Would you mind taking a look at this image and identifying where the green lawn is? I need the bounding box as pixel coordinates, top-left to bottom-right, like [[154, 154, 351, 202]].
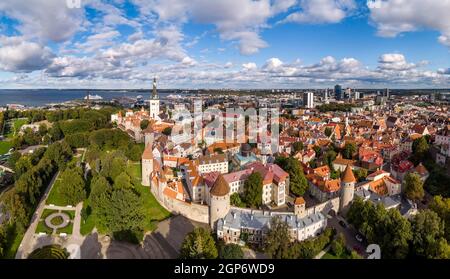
[[135, 183, 171, 232], [56, 222, 73, 235], [127, 161, 142, 181], [5, 118, 29, 139], [0, 140, 13, 155], [36, 220, 53, 234], [46, 178, 67, 206]]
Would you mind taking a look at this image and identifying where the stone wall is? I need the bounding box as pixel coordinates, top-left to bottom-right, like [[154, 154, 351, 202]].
[[305, 197, 340, 216], [161, 195, 210, 224]]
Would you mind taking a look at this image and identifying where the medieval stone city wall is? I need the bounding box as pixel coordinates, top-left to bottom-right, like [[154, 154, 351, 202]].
[[305, 197, 340, 216], [160, 194, 210, 224]]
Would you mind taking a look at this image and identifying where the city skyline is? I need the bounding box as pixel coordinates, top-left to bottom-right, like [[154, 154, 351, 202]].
[[0, 0, 450, 89]]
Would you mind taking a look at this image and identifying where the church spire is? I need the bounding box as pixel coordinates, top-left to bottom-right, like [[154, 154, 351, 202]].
[[152, 77, 158, 99]]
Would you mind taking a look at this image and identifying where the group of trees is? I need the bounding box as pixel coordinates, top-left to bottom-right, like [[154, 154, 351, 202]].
[[275, 156, 309, 196], [404, 173, 425, 202], [347, 197, 450, 259], [179, 227, 244, 259], [0, 140, 73, 257], [242, 173, 263, 208], [5, 108, 115, 150], [264, 216, 335, 259], [342, 142, 357, 159], [83, 150, 146, 243], [317, 103, 357, 112], [57, 167, 87, 206]]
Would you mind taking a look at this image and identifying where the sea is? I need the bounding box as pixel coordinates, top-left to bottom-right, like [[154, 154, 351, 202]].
[[0, 89, 173, 108]]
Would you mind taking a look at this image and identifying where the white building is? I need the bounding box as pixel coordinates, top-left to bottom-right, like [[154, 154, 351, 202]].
[[303, 92, 314, 109], [217, 209, 327, 244]]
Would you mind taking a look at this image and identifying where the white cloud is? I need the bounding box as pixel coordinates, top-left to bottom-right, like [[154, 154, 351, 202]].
[[242, 62, 258, 71], [0, 36, 54, 72], [263, 58, 284, 71], [368, 0, 450, 47], [132, 0, 297, 55], [0, 0, 85, 42], [282, 0, 356, 24]]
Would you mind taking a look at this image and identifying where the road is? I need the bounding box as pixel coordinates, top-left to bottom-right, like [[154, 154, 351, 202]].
[[15, 171, 60, 259], [327, 216, 368, 258]]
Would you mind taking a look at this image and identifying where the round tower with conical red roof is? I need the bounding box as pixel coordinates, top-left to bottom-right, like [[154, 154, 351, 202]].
[[340, 164, 356, 213], [209, 174, 230, 228]]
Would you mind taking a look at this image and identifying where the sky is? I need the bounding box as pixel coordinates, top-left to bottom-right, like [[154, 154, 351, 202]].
[[0, 0, 449, 89]]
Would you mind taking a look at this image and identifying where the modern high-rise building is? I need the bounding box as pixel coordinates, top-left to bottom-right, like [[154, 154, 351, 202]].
[[324, 89, 329, 104], [303, 92, 314, 108], [385, 88, 390, 99], [345, 88, 352, 99], [354, 91, 361, 100], [335, 84, 343, 100]]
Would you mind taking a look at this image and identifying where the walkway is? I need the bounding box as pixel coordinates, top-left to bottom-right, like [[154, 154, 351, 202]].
[[15, 171, 60, 259]]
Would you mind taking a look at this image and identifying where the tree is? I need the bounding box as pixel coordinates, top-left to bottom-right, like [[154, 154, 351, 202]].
[[3, 191, 29, 232], [412, 137, 429, 159], [324, 127, 333, 137], [125, 144, 143, 161], [45, 141, 72, 169], [313, 146, 322, 157], [96, 188, 146, 241], [38, 124, 48, 136], [180, 227, 218, 259], [65, 132, 90, 148], [411, 210, 450, 259], [219, 244, 244, 259], [343, 142, 357, 159], [429, 196, 450, 241], [58, 167, 86, 205], [49, 122, 63, 141], [113, 172, 132, 190], [14, 156, 32, 179], [89, 175, 111, 213], [213, 147, 224, 154], [264, 216, 291, 259], [7, 151, 22, 171], [324, 150, 337, 167], [162, 127, 172, 136], [292, 142, 304, 153], [140, 120, 149, 130], [276, 157, 308, 196], [404, 173, 425, 202], [347, 197, 412, 259], [230, 193, 244, 207], [243, 172, 263, 208], [353, 168, 368, 182], [331, 233, 346, 257]]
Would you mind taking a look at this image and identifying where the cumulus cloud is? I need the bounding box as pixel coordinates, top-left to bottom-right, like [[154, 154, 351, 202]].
[[368, 0, 450, 47], [132, 0, 296, 55], [282, 0, 356, 24], [0, 0, 84, 42], [242, 62, 258, 71], [0, 36, 54, 72]]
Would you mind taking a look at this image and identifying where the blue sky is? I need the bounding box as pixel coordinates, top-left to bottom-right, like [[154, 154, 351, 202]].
[[0, 0, 449, 89]]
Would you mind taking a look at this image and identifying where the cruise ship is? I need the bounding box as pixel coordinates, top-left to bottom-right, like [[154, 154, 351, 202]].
[[84, 94, 103, 100]]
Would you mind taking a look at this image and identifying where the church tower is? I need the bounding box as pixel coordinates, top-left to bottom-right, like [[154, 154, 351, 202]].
[[150, 77, 160, 120], [339, 164, 356, 214]]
